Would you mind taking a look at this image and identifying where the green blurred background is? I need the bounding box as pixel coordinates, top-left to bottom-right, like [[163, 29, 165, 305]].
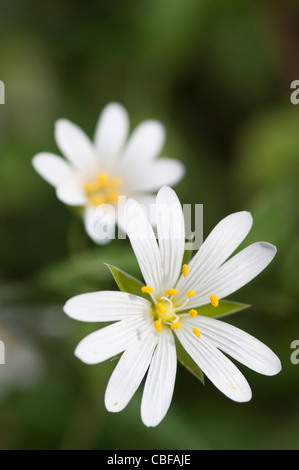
[[0, 0, 299, 450]]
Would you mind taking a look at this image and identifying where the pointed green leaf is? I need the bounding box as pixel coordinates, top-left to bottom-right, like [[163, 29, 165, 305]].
[[194, 300, 250, 319], [105, 263, 150, 301], [174, 335, 205, 385]]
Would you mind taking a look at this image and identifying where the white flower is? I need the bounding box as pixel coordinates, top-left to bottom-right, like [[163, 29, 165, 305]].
[[0, 324, 43, 401], [32, 103, 185, 243], [64, 186, 281, 427]]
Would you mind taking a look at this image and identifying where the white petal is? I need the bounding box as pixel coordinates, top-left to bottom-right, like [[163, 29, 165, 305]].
[[122, 120, 165, 165], [32, 152, 75, 187], [94, 102, 129, 161], [156, 187, 185, 291], [104, 324, 157, 412], [141, 327, 177, 427], [176, 211, 253, 300], [186, 242, 277, 309], [175, 326, 252, 402], [130, 159, 185, 192], [64, 291, 151, 323], [134, 194, 157, 226], [126, 199, 163, 294], [83, 205, 116, 244], [55, 119, 96, 171], [75, 317, 148, 365], [117, 194, 158, 236], [56, 177, 86, 206], [190, 315, 281, 376]]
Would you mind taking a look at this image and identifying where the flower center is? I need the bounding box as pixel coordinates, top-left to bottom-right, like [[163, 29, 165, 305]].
[[83, 172, 122, 206], [141, 264, 219, 333]]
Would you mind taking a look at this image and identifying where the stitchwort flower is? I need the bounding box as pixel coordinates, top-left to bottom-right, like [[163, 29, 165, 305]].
[[64, 186, 281, 427], [32, 103, 184, 243]]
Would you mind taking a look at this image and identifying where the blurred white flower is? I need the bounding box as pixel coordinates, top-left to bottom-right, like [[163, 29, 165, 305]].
[[32, 103, 185, 243], [0, 324, 43, 400], [64, 186, 281, 427]]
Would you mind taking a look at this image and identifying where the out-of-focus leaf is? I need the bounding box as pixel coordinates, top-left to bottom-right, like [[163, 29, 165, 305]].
[[174, 335, 204, 385], [34, 245, 139, 298], [235, 107, 299, 192], [105, 264, 149, 301], [182, 235, 195, 266]]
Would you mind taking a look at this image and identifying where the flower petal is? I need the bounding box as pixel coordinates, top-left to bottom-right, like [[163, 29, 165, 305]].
[[186, 242, 277, 309], [176, 211, 253, 300], [64, 291, 151, 323], [126, 199, 163, 294], [122, 120, 165, 165], [55, 119, 96, 172], [32, 152, 75, 187], [56, 177, 86, 206], [175, 326, 252, 402], [130, 159, 185, 192], [156, 186, 185, 291], [104, 323, 157, 412], [134, 194, 157, 225], [94, 102, 129, 161], [141, 327, 177, 427], [74, 317, 147, 365], [83, 205, 116, 244], [189, 315, 281, 376]]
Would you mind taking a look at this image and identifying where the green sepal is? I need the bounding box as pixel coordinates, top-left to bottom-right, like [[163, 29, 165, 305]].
[[189, 300, 250, 319], [174, 334, 205, 385], [105, 263, 150, 301]]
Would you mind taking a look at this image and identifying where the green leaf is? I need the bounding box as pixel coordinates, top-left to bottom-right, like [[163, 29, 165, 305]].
[[105, 263, 150, 301], [174, 335, 205, 384], [195, 300, 250, 319]]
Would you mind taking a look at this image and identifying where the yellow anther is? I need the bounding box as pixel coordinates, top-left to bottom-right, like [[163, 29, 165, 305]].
[[97, 172, 108, 185], [193, 327, 201, 338], [165, 289, 177, 296], [109, 192, 119, 202], [182, 264, 189, 277], [170, 322, 181, 330], [157, 303, 165, 314], [155, 320, 162, 333], [189, 309, 197, 318], [141, 285, 154, 294], [114, 402, 118, 405], [84, 181, 98, 193], [89, 195, 105, 206], [210, 294, 219, 307], [187, 290, 195, 298]]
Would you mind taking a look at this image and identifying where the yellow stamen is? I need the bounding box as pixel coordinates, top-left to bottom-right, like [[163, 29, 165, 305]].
[[84, 181, 98, 193], [89, 195, 105, 206], [210, 294, 219, 307], [157, 303, 165, 314], [187, 290, 195, 298], [182, 264, 189, 277], [109, 192, 119, 202], [97, 172, 108, 185], [165, 288, 177, 296], [171, 322, 181, 330], [193, 327, 201, 338], [114, 402, 118, 405], [155, 320, 162, 333], [189, 309, 197, 318], [141, 285, 154, 294]]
